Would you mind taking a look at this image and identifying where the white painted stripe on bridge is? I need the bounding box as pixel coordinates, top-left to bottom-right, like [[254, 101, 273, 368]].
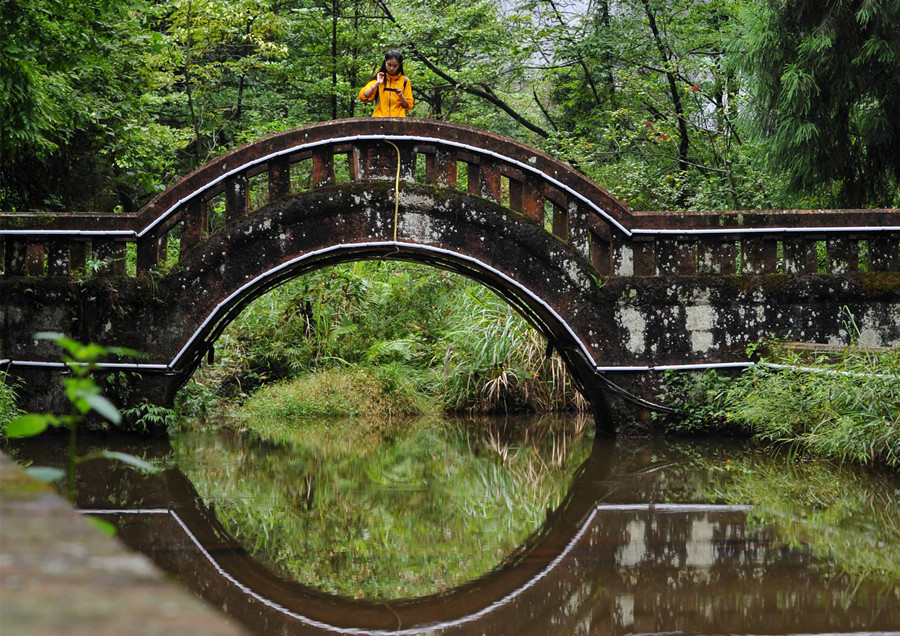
[[136, 133, 630, 239], [594, 361, 754, 372], [78, 509, 170, 515], [593, 503, 754, 512], [631, 226, 900, 235], [3, 360, 172, 372], [0, 229, 137, 236]]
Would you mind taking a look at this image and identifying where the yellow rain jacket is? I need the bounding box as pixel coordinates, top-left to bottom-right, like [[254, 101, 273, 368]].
[[358, 73, 413, 117]]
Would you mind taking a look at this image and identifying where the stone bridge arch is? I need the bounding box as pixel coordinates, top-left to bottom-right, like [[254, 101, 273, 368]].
[[152, 180, 615, 427], [3, 118, 900, 433]]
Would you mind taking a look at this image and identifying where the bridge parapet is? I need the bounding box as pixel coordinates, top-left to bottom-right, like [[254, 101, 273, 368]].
[[620, 209, 900, 276], [4, 119, 897, 280]]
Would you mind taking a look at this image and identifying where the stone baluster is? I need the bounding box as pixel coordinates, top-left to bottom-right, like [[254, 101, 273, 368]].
[[268, 155, 291, 201], [47, 240, 70, 276], [477, 158, 502, 203], [4, 239, 27, 276], [311, 146, 334, 187], [136, 235, 160, 274], [655, 237, 696, 275], [783, 235, 819, 274], [826, 235, 858, 274], [520, 181, 544, 222], [466, 161, 480, 198], [180, 199, 206, 257], [697, 236, 737, 275], [425, 149, 457, 187], [590, 224, 613, 276], [632, 236, 656, 276], [25, 242, 45, 276], [741, 236, 778, 274], [567, 201, 591, 261], [869, 235, 899, 272], [225, 173, 249, 223]]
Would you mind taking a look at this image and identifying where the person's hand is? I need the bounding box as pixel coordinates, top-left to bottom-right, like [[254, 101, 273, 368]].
[[376, 72, 385, 84]]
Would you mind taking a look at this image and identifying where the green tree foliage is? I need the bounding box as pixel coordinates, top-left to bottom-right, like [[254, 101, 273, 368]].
[[3, 0, 897, 211], [737, 0, 900, 207], [0, 0, 185, 210], [521, 0, 779, 210]]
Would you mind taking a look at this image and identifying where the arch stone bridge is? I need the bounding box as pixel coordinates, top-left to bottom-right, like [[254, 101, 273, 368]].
[[2, 119, 899, 433]]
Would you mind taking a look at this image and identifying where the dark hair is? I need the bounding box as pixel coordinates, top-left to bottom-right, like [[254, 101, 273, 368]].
[[378, 49, 405, 76]]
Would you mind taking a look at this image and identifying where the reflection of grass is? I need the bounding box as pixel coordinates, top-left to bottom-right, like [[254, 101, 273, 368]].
[[172, 415, 591, 600], [706, 454, 900, 582]]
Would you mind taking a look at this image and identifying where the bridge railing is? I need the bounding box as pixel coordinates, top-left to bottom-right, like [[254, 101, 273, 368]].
[[1, 119, 898, 278], [611, 209, 900, 276]]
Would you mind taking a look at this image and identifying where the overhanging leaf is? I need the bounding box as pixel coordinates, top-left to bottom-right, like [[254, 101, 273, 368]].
[[99, 451, 160, 473], [5, 413, 54, 438], [83, 394, 121, 424], [25, 466, 66, 483]]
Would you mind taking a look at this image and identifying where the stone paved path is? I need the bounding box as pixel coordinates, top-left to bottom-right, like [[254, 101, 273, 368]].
[[0, 452, 247, 635]]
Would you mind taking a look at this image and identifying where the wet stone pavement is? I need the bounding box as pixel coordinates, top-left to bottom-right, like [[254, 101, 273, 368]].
[[0, 452, 247, 636]]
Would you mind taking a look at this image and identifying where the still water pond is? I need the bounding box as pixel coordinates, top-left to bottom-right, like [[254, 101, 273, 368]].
[[8, 414, 900, 634]]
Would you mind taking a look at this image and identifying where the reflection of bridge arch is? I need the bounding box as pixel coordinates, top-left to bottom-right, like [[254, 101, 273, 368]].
[[70, 444, 613, 634], [114, 438, 616, 634], [72, 437, 900, 635]]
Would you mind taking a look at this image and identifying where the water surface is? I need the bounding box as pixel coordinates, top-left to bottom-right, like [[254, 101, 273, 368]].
[[6, 414, 900, 634]]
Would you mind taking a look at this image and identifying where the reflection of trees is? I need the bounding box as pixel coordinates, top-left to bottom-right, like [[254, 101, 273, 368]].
[[172, 414, 593, 599]]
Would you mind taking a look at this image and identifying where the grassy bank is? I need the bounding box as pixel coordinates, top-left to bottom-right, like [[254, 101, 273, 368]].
[[233, 367, 434, 419], [663, 341, 900, 469]]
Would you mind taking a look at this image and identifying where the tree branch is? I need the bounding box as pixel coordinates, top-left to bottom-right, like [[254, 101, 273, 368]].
[[374, 0, 549, 138]]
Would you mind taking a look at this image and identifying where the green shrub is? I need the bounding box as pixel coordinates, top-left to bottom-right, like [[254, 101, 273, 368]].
[[724, 345, 900, 468], [656, 369, 738, 434]]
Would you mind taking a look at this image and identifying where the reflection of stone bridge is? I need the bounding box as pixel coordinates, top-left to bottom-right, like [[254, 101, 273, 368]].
[[52, 437, 900, 635], [2, 119, 899, 431]]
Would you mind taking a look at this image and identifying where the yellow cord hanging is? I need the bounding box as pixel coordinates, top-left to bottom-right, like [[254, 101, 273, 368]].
[[385, 140, 401, 241]]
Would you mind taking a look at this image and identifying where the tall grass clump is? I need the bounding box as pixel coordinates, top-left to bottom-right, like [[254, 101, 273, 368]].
[[440, 284, 587, 413], [235, 366, 433, 419], [0, 371, 22, 428], [723, 343, 900, 468]]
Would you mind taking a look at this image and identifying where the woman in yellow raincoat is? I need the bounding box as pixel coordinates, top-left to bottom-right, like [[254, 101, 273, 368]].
[[358, 50, 413, 117]]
